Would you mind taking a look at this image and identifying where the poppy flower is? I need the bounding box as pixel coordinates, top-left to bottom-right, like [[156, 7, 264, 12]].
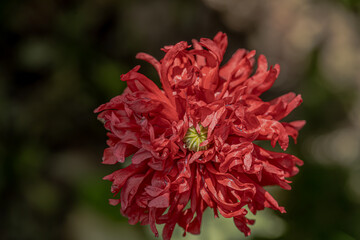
[[95, 32, 304, 239]]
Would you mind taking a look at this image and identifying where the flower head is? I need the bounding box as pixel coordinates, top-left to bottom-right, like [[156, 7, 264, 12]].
[[95, 32, 305, 239]]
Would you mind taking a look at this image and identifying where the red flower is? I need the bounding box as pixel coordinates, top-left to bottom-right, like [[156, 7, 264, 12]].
[[95, 32, 304, 239]]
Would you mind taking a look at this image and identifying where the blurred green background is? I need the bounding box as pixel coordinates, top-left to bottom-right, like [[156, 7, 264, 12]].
[[1, 0, 360, 239]]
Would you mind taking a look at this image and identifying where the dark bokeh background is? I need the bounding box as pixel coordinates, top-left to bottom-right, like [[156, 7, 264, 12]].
[[1, 0, 360, 239]]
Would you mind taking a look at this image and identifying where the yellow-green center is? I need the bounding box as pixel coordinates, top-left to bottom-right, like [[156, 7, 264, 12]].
[[184, 125, 208, 152]]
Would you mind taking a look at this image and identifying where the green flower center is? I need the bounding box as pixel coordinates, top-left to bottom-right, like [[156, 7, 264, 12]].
[[184, 125, 208, 152]]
